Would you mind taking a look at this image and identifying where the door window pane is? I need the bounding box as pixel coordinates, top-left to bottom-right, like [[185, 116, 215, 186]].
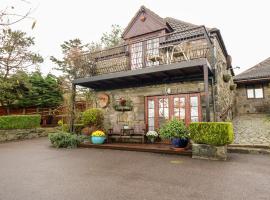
[[173, 97, 185, 120], [190, 96, 199, 122], [146, 38, 159, 67], [147, 99, 155, 131], [131, 42, 143, 70]]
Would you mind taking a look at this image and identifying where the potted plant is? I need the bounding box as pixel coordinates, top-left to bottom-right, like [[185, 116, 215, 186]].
[[146, 130, 158, 143], [159, 118, 189, 148], [91, 130, 106, 144]]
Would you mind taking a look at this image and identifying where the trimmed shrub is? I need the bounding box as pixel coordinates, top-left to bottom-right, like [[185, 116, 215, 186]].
[[0, 115, 41, 129], [81, 108, 104, 128], [159, 118, 189, 139], [189, 122, 234, 146], [48, 132, 84, 148]]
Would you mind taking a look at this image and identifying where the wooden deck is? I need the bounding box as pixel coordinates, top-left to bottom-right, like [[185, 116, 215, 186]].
[[79, 142, 192, 156]]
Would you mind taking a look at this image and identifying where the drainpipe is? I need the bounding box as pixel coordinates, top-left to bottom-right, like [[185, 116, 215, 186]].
[[210, 77, 216, 121]]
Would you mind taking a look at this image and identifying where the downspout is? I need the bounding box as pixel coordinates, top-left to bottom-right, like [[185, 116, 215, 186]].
[[210, 77, 216, 121]]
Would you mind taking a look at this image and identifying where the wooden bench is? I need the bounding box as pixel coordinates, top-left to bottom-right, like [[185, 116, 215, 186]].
[[107, 124, 146, 143]]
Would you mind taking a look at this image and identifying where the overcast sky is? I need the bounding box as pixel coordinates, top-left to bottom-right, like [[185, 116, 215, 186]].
[[3, 0, 270, 75]]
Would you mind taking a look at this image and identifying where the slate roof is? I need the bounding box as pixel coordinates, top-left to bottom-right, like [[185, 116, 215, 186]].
[[234, 57, 270, 81], [164, 17, 199, 32]]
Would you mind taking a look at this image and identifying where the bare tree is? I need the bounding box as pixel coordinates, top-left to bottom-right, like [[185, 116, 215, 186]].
[[0, 0, 36, 28]]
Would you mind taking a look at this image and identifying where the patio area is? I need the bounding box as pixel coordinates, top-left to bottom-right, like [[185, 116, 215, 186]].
[[79, 142, 192, 156]]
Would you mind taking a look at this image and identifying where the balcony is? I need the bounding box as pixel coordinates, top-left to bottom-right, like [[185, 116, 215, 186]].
[[74, 26, 214, 90]]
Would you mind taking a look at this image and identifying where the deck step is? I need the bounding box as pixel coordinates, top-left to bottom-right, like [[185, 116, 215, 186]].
[[79, 142, 192, 156]]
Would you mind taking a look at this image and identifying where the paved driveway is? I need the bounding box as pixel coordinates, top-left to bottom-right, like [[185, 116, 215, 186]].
[[0, 138, 269, 200]]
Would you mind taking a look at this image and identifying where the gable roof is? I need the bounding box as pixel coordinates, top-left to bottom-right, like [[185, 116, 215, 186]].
[[122, 6, 170, 39], [234, 57, 270, 82]]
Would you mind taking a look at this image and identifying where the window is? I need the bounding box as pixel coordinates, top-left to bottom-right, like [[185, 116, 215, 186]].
[[247, 85, 264, 99], [146, 38, 159, 67], [130, 42, 143, 70]]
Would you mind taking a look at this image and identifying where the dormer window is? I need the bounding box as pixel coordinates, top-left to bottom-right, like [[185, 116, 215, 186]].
[[246, 85, 264, 99]]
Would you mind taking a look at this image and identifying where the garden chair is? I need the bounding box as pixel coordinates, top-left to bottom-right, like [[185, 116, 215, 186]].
[[130, 124, 146, 143], [107, 124, 122, 143]]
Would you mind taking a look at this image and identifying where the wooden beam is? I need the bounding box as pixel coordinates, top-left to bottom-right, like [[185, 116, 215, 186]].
[[69, 84, 76, 133], [203, 64, 210, 122]]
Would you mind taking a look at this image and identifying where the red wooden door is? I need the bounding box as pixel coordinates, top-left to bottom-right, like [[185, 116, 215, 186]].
[[145, 93, 201, 131]]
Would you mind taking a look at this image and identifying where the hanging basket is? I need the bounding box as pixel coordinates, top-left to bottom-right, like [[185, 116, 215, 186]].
[[223, 74, 231, 82], [113, 105, 133, 111], [230, 84, 237, 90]]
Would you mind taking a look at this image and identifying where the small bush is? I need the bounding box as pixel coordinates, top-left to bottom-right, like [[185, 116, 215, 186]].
[[48, 132, 84, 148], [159, 118, 189, 139], [81, 108, 104, 128], [189, 122, 234, 146], [0, 115, 41, 129], [61, 123, 84, 134]]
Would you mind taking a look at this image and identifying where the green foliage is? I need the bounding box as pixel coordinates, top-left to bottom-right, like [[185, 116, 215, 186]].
[[17, 71, 63, 108], [51, 25, 122, 82], [189, 122, 234, 146], [101, 24, 123, 48], [159, 118, 189, 139], [50, 39, 93, 81], [81, 108, 104, 128], [0, 71, 30, 107], [61, 124, 84, 134], [0, 115, 41, 129], [48, 132, 84, 148], [0, 29, 43, 78]]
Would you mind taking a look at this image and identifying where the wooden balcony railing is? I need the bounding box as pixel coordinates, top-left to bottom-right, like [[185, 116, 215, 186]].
[[79, 26, 213, 77]]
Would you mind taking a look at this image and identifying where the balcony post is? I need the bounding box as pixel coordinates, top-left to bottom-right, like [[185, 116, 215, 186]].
[[69, 83, 76, 133], [203, 64, 210, 122]]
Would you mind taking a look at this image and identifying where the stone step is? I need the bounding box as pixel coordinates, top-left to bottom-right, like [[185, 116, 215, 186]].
[[228, 147, 270, 155], [229, 144, 270, 149]]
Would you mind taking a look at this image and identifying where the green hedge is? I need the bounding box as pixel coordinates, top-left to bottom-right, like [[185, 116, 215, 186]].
[[189, 122, 234, 146], [0, 115, 41, 129]]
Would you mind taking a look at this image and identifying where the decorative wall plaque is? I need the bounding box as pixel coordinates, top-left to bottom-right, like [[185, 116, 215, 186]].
[[97, 93, 109, 108]]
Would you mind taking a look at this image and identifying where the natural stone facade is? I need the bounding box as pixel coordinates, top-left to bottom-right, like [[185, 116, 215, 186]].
[[212, 37, 235, 121], [235, 82, 270, 114], [92, 81, 215, 130], [233, 114, 270, 145], [0, 127, 56, 142], [192, 143, 228, 161]]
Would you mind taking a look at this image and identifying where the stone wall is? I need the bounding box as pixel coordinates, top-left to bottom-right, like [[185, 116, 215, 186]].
[[235, 82, 270, 114], [212, 36, 235, 121], [0, 127, 56, 142], [92, 81, 214, 130], [233, 114, 270, 145]]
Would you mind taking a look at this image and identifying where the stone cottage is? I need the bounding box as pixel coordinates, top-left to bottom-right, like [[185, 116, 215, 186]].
[[73, 6, 235, 131], [233, 57, 270, 145], [234, 57, 270, 114]]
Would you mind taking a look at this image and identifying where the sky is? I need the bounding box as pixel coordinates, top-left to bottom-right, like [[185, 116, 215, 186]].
[[2, 0, 270, 75]]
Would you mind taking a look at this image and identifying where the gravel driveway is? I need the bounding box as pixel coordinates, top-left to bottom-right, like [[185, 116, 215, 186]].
[[0, 138, 269, 200]]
